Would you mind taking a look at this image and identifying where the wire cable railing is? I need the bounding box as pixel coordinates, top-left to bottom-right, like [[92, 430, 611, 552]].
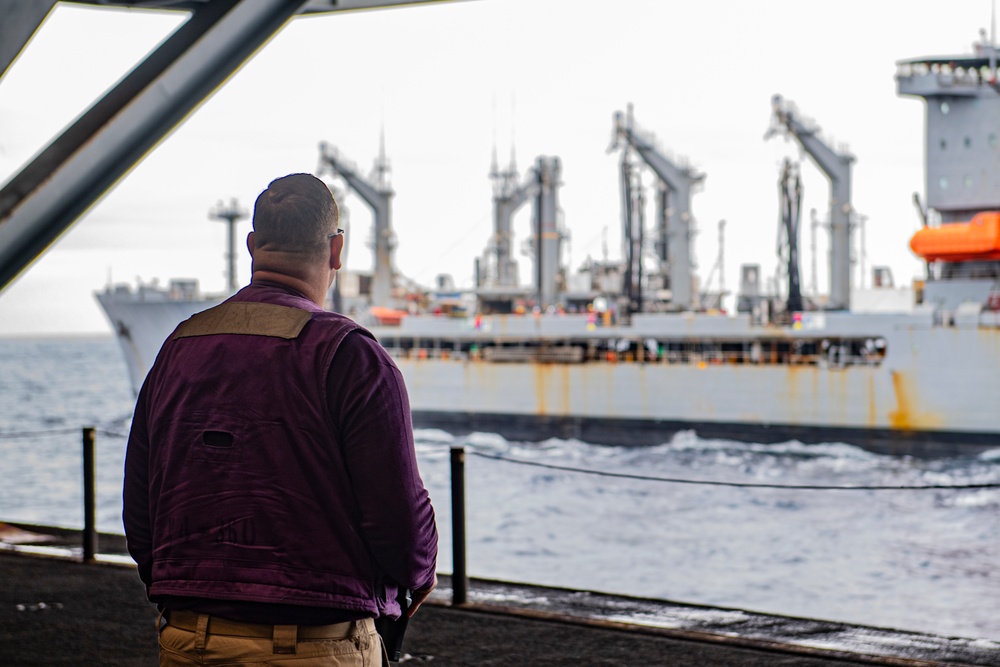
[[0, 426, 128, 440], [466, 449, 1000, 491], [4, 426, 998, 491]]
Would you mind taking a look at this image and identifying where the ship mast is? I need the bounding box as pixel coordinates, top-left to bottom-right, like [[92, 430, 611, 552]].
[[767, 95, 855, 310], [317, 140, 395, 308], [209, 198, 248, 294]]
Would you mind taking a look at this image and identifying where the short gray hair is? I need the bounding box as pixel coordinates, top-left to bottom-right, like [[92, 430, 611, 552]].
[[252, 173, 339, 260]]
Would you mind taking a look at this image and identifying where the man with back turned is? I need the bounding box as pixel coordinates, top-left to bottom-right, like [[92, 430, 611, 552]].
[[123, 173, 438, 666]]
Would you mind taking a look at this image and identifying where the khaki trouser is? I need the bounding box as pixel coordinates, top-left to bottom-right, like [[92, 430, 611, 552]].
[[158, 610, 389, 666]]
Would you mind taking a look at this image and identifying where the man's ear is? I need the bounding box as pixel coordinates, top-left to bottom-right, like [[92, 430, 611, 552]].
[[330, 233, 344, 271], [247, 231, 256, 257]]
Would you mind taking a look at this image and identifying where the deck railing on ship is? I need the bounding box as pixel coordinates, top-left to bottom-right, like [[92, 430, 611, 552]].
[[380, 338, 886, 368]]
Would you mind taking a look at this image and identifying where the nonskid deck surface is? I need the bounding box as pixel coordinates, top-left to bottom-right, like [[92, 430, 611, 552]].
[[1, 528, 996, 666], [426, 576, 1000, 666]]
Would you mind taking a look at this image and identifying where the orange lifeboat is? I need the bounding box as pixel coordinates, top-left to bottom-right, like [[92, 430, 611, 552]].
[[369, 306, 408, 326], [909, 211, 1000, 262]]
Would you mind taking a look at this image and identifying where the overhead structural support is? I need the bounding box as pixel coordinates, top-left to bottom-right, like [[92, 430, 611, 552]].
[[0, 0, 58, 81], [0, 0, 310, 292]]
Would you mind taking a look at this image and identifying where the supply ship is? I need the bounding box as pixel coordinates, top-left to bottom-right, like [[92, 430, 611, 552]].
[[98, 36, 1000, 457]]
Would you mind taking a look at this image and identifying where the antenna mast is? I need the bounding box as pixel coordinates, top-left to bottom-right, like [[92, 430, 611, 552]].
[[209, 198, 248, 294], [993, 0, 997, 76]]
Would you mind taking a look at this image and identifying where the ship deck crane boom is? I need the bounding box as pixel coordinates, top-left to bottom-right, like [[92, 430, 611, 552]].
[[767, 94, 855, 310], [611, 106, 703, 310], [318, 141, 395, 308]]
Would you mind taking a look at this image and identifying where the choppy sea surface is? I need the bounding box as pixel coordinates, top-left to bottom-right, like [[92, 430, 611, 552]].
[[1, 336, 999, 641]]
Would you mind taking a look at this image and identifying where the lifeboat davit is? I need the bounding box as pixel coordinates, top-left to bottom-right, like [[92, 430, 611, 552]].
[[910, 211, 1000, 262]]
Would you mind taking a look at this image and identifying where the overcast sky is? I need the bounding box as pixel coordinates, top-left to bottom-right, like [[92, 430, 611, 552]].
[[0, 0, 992, 336]]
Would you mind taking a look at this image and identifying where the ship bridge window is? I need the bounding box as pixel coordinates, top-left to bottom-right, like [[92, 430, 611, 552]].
[[940, 139, 947, 150], [941, 101, 951, 114], [990, 133, 998, 148], [964, 136, 972, 148], [939, 176, 949, 190]]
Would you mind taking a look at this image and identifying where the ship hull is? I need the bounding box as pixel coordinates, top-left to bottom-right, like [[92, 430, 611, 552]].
[[408, 411, 1000, 458], [96, 288, 224, 394], [382, 311, 1000, 458], [97, 287, 1000, 458]]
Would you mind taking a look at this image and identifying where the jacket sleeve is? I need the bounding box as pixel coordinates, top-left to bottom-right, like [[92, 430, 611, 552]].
[[328, 331, 438, 592], [122, 380, 153, 588]]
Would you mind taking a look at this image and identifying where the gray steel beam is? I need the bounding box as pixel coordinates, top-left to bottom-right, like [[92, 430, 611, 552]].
[[0, 0, 310, 291], [0, 0, 58, 81]]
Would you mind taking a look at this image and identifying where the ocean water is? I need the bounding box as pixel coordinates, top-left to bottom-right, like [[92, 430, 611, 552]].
[[1, 336, 999, 641]]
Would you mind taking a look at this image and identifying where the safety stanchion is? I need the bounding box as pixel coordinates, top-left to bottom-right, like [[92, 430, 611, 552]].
[[450, 446, 468, 605]]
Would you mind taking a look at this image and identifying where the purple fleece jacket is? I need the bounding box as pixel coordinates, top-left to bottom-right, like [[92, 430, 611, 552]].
[[123, 282, 437, 622]]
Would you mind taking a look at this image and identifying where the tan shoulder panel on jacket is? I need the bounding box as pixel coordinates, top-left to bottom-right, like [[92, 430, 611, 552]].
[[172, 302, 312, 340]]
